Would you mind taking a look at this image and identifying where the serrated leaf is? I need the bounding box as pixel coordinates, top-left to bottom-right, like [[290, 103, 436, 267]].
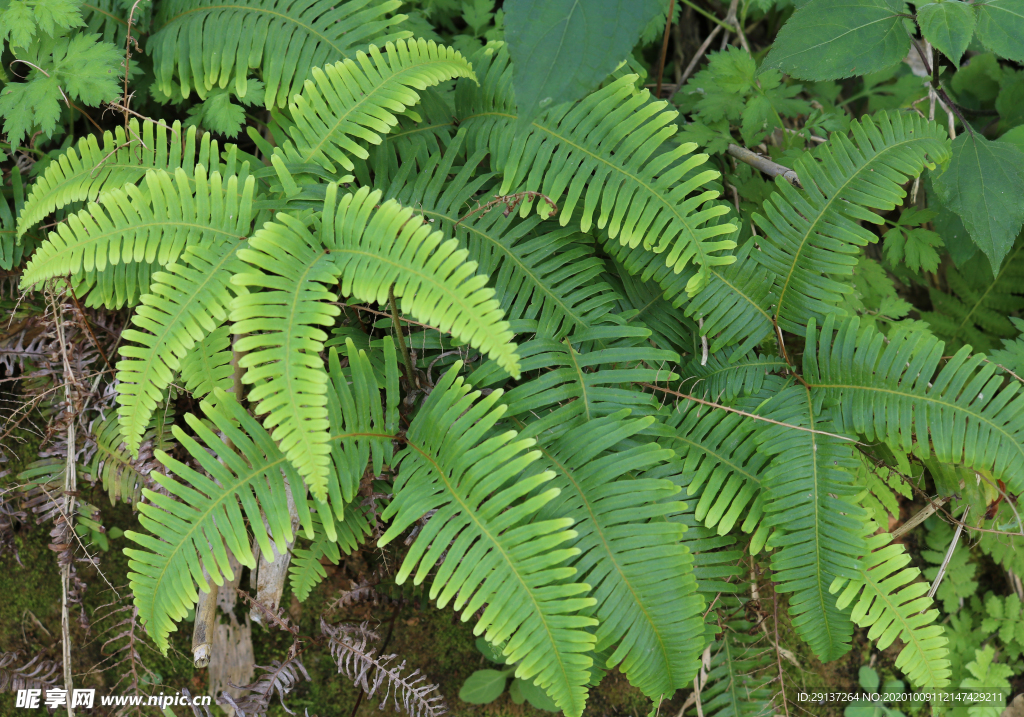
[[975, 0, 1024, 63], [918, 1, 976, 66], [503, 0, 661, 126], [761, 0, 911, 81], [933, 132, 1024, 272]]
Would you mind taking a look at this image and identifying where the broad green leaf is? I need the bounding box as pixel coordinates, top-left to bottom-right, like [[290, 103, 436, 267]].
[[459, 670, 509, 704], [858, 666, 880, 693], [503, 0, 661, 126], [519, 678, 561, 712], [975, 0, 1024, 63], [918, 1, 976, 66], [996, 70, 1024, 129], [761, 0, 911, 80], [933, 132, 1024, 272]]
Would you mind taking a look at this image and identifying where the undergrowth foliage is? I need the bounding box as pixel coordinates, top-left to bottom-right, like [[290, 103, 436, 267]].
[[3, 0, 1024, 715]]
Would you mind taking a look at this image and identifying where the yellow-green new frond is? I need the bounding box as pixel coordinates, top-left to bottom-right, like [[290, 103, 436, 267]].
[[18, 119, 244, 238], [150, 0, 410, 108], [456, 44, 736, 287], [277, 39, 476, 173], [125, 393, 314, 652], [805, 314, 1024, 494], [21, 167, 251, 300], [324, 185, 521, 378], [532, 412, 705, 699], [229, 213, 342, 503], [117, 171, 254, 455], [379, 367, 597, 717], [831, 528, 951, 689]]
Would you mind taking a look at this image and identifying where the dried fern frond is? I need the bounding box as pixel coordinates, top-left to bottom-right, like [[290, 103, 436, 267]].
[[0, 652, 61, 692], [94, 598, 159, 707], [219, 657, 310, 717], [321, 619, 446, 717]]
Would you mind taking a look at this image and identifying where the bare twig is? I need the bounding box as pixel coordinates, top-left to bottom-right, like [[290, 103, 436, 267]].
[[454, 191, 557, 227], [891, 496, 950, 540], [926, 505, 971, 601], [654, 0, 676, 98], [672, 24, 724, 94], [727, 144, 801, 187]]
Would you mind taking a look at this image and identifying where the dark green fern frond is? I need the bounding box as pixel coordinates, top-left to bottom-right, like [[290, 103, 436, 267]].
[[87, 414, 173, 506], [276, 39, 475, 174], [531, 412, 705, 699], [180, 325, 235, 400], [922, 244, 1024, 352], [360, 86, 458, 183], [323, 185, 521, 377], [381, 133, 618, 337], [456, 44, 736, 286], [115, 172, 255, 454], [125, 392, 315, 652], [753, 111, 950, 333], [805, 314, 1024, 494], [18, 120, 245, 238], [379, 366, 597, 717], [662, 401, 771, 550], [21, 167, 254, 299], [471, 323, 677, 437], [755, 385, 865, 661], [831, 527, 951, 689], [290, 508, 371, 601], [681, 347, 787, 402], [150, 0, 410, 108], [699, 617, 775, 717]]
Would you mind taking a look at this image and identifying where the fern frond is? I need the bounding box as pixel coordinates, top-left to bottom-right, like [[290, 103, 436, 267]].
[[116, 172, 255, 454], [125, 392, 314, 652], [87, 415, 173, 506], [379, 366, 597, 717], [289, 509, 370, 601], [0, 653, 62, 693], [456, 44, 736, 284], [699, 618, 775, 717], [151, 0, 408, 109], [753, 111, 949, 332], [532, 412, 705, 699], [218, 657, 310, 717], [276, 39, 475, 173], [18, 120, 245, 238], [682, 347, 787, 402], [360, 86, 458, 183], [323, 185, 521, 377], [380, 132, 618, 337], [180, 325, 235, 400], [663, 401, 771, 548], [755, 385, 865, 661], [831, 528, 951, 689], [805, 314, 1024, 494], [922, 245, 1024, 352], [471, 323, 677, 437], [21, 167, 254, 302]]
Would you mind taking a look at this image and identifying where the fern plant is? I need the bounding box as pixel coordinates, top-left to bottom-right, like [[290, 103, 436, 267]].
[[8, 1, 1024, 714]]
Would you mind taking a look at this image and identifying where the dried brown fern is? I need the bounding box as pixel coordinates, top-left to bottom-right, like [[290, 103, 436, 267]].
[[0, 652, 61, 692], [321, 619, 446, 717], [218, 657, 310, 717]]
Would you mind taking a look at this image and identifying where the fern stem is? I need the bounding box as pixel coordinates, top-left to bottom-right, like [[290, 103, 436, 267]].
[[388, 285, 417, 387]]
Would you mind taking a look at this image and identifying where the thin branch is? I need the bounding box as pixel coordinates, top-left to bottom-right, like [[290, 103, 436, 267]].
[[671, 24, 724, 95], [926, 505, 970, 601], [654, 0, 677, 98], [727, 144, 801, 187]]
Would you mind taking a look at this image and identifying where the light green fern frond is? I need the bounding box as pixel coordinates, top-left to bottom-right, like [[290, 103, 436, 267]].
[[125, 392, 315, 652], [753, 111, 950, 333], [456, 44, 736, 286], [18, 120, 246, 238], [805, 314, 1024, 494], [379, 366, 597, 717], [150, 0, 409, 108], [531, 412, 705, 699], [87, 413, 173, 506], [21, 167, 254, 302], [180, 325, 235, 399], [276, 39, 475, 173], [755, 385, 865, 661], [831, 527, 951, 689], [117, 179, 254, 455], [323, 185, 521, 377]]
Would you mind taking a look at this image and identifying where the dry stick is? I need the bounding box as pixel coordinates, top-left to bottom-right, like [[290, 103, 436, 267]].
[[890, 496, 950, 540], [723, 0, 751, 54], [926, 505, 971, 601], [727, 144, 801, 187], [640, 383, 861, 443], [654, 0, 677, 98], [671, 24, 724, 96], [772, 582, 790, 717], [50, 283, 76, 717]]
